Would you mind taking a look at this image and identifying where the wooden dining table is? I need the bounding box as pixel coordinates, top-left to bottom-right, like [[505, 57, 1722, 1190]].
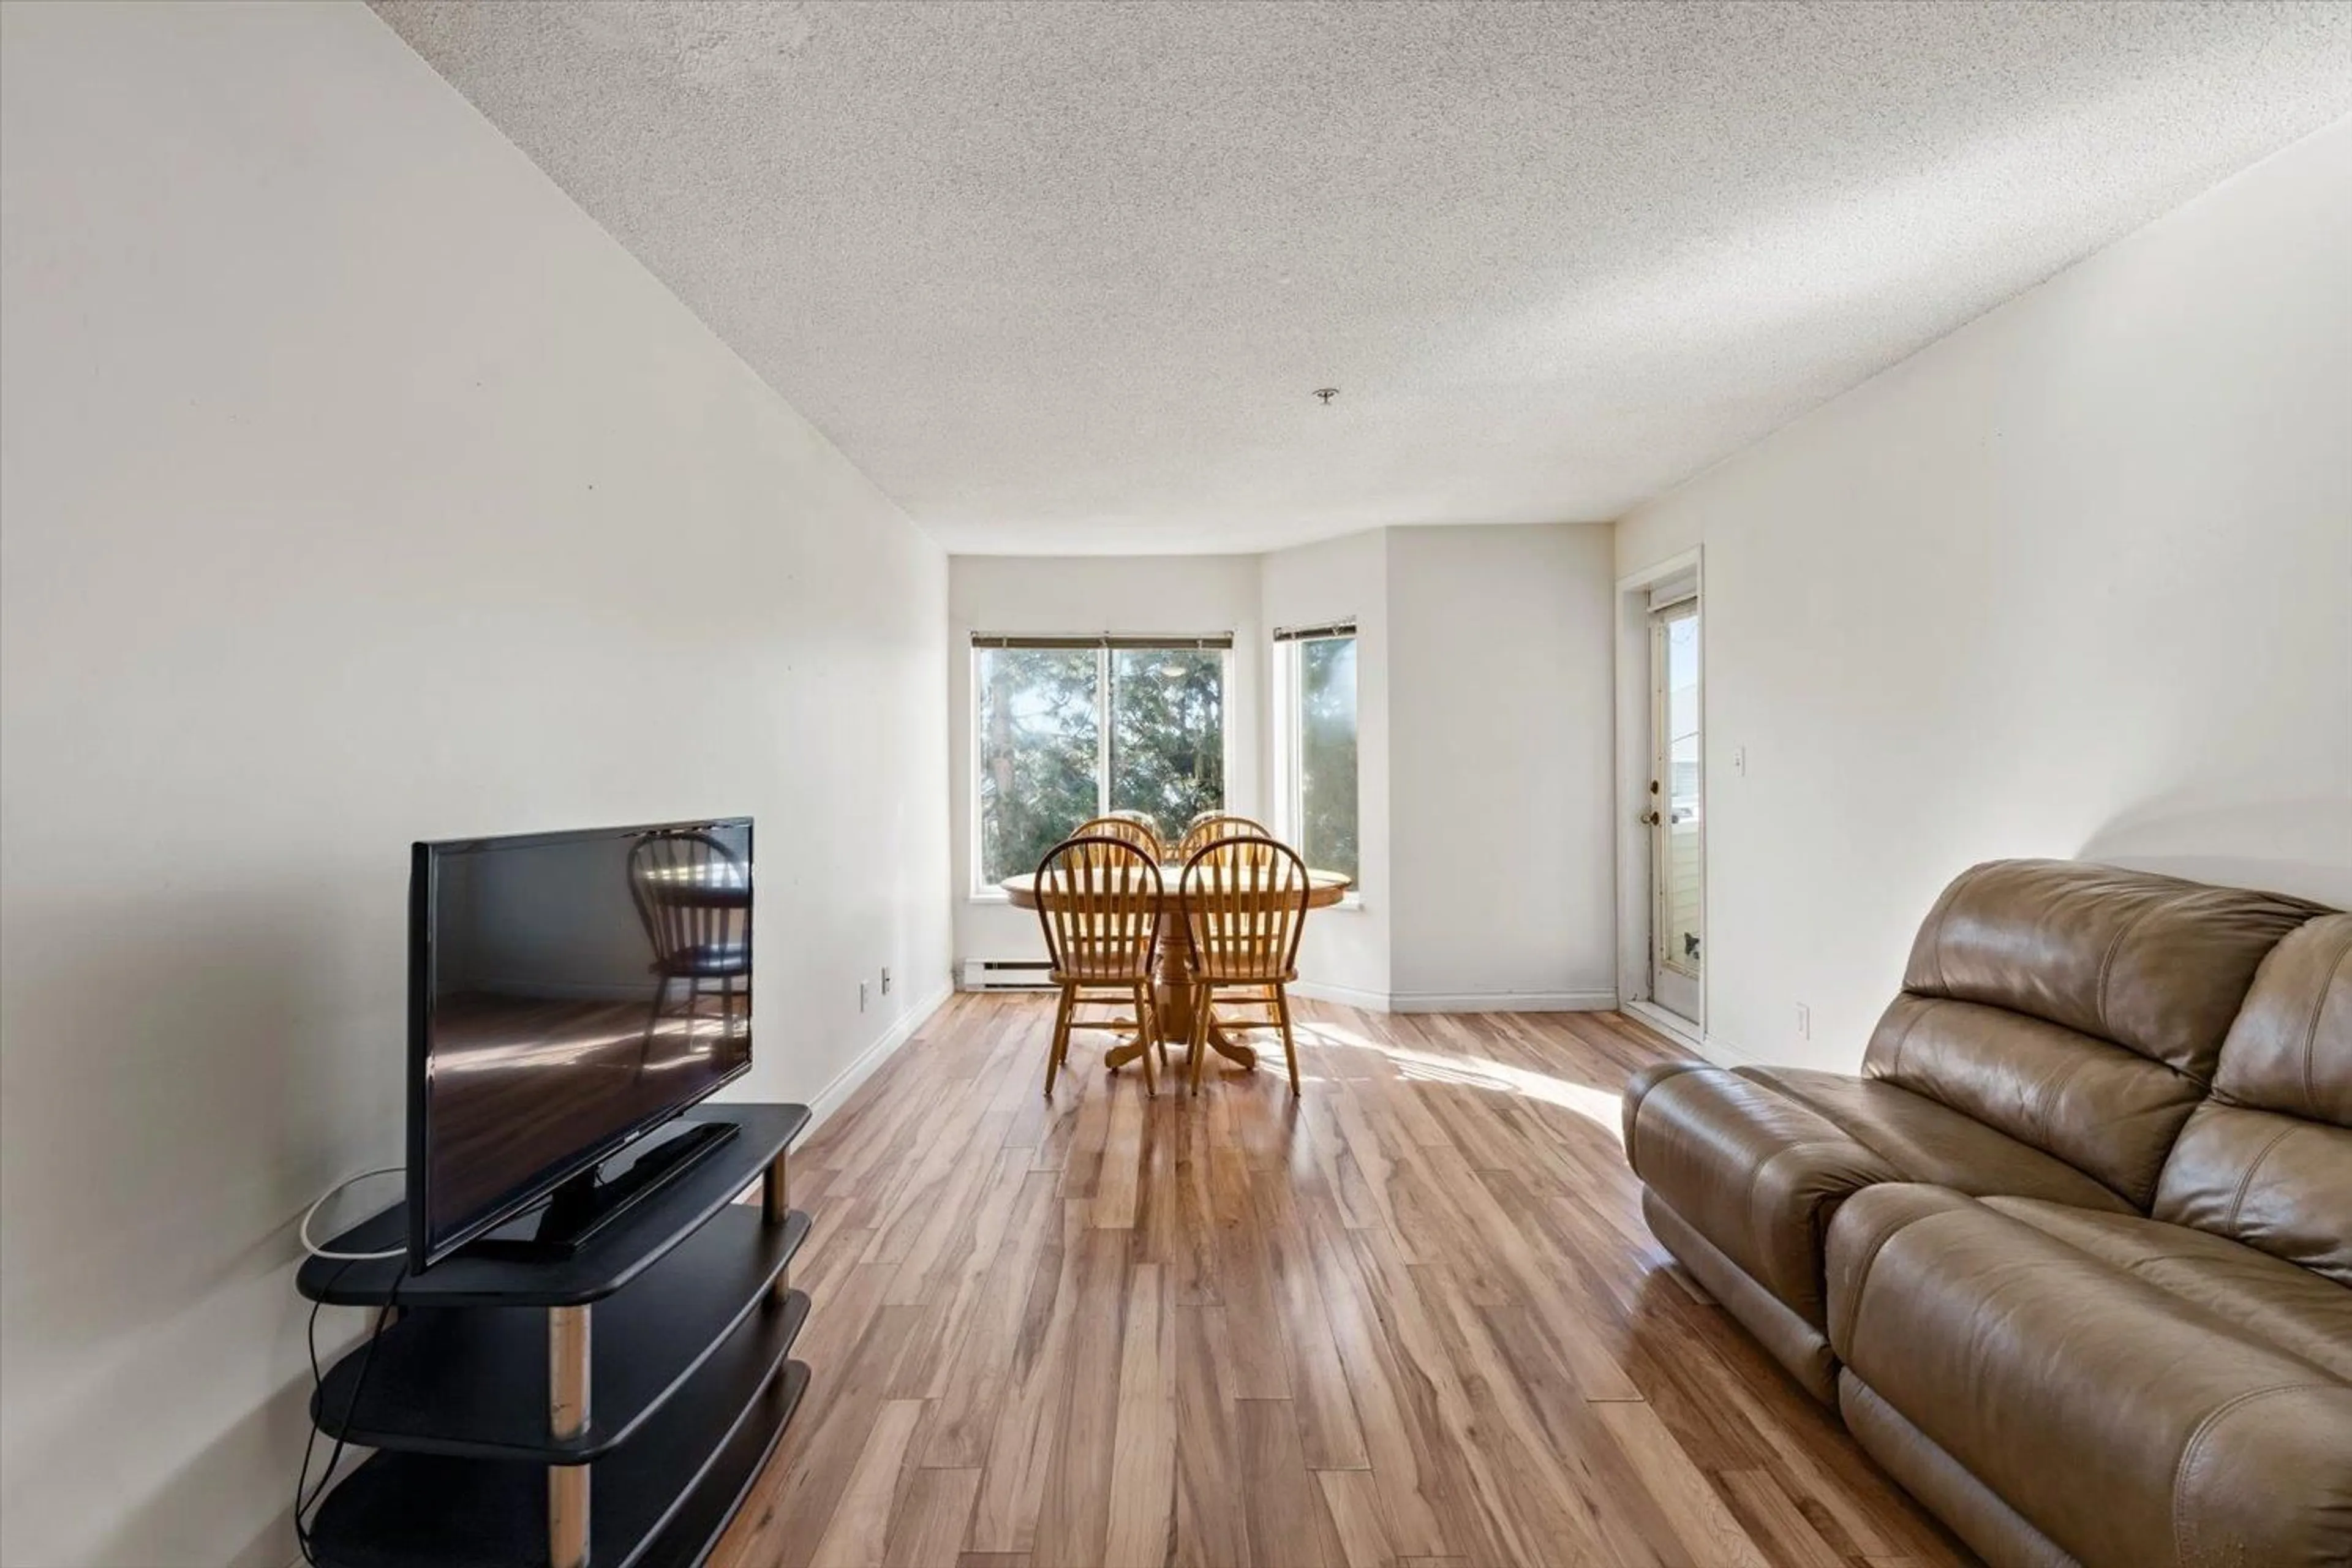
[[998, 866, 1351, 1073]]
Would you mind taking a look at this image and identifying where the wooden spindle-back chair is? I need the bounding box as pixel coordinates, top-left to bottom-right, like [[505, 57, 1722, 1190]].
[[1077, 812, 1165, 860], [1032, 835, 1166, 1097], [1177, 834, 1311, 1095], [1175, 812, 1273, 861], [626, 829, 751, 1061]]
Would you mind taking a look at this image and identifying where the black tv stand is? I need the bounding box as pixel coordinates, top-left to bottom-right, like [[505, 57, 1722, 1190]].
[[296, 1102, 811, 1567], [466, 1120, 741, 1264]]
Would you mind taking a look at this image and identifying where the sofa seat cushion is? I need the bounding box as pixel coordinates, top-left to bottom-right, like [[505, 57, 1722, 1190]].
[[1982, 1196, 2352, 1381], [1624, 1063, 2132, 1326], [1828, 1185, 2352, 1568], [1744, 1068, 2139, 1211]]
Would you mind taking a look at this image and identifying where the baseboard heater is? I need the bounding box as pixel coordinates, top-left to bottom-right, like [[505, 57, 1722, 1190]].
[[958, 959, 1055, 992]]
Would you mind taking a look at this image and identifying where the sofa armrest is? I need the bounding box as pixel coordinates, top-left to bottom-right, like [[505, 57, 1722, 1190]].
[[1626, 1063, 1902, 1319]]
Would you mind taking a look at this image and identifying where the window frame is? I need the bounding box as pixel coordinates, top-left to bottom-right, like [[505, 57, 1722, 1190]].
[[1272, 622, 1362, 903], [968, 636, 1235, 898]]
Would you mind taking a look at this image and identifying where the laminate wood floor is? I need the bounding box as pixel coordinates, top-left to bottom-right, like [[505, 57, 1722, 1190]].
[[712, 993, 1975, 1568]]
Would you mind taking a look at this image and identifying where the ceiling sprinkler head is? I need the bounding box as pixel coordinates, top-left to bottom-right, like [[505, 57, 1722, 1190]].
[[1313, 387, 1339, 405]]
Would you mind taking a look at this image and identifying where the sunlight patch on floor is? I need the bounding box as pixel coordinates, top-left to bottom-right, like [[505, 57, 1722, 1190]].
[[1297, 1023, 1624, 1139]]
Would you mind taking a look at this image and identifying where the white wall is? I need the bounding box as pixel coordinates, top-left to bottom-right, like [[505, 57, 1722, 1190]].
[[949, 554, 1262, 963], [1388, 526, 1618, 1008], [1262, 529, 1393, 1005], [1615, 116, 2352, 1074], [0, 6, 949, 1565]]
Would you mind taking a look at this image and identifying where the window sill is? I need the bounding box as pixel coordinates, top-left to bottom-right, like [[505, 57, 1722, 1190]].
[[968, 889, 1012, 905]]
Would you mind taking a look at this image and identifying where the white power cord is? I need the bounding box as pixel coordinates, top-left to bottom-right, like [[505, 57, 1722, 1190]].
[[299, 1167, 407, 1261]]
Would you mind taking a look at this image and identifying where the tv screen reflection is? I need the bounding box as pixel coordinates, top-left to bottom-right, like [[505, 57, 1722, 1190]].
[[421, 821, 752, 1253]]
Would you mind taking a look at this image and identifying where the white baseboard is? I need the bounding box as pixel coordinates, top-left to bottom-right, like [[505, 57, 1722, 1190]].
[[1623, 998, 1702, 1050], [1288, 979, 1392, 1011], [1696, 1032, 1765, 1067], [1389, 988, 1618, 1014], [1291, 982, 1620, 1015], [803, 984, 951, 1136], [1624, 998, 1763, 1068]]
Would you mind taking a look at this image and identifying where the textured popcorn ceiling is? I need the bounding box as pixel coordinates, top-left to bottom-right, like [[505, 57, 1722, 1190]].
[[372, 1, 2352, 554]]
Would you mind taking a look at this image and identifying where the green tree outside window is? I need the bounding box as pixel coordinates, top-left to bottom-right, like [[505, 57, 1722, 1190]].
[[1296, 636, 1359, 881], [975, 643, 1226, 886]]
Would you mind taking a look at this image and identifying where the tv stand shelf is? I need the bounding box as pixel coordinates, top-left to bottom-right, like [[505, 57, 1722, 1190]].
[[298, 1102, 812, 1568], [299, 1104, 809, 1308]]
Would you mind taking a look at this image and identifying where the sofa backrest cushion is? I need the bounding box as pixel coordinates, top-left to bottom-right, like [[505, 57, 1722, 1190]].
[[1864, 860, 2326, 1208], [2155, 913, 2352, 1285]]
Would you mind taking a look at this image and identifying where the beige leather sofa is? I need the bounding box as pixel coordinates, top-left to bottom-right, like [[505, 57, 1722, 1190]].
[[1624, 861, 2351, 1568]]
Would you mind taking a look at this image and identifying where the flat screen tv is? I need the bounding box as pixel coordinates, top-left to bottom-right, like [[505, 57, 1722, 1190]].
[[407, 818, 754, 1270]]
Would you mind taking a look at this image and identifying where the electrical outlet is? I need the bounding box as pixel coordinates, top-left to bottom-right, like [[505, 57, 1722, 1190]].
[[881, 967, 892, 996], [859, 981, 869, 1013], [1795, 1003, 1811, 1039]]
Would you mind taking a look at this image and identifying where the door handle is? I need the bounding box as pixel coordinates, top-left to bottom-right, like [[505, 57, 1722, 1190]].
[[1638, 810, 1662, 827]]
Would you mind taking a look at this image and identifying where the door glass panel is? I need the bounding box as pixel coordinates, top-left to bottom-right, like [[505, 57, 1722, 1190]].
[[1662, 612, 1702, 980]]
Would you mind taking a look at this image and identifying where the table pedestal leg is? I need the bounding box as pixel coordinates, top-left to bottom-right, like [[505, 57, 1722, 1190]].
[[1104, 940, 1257, 1072]]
